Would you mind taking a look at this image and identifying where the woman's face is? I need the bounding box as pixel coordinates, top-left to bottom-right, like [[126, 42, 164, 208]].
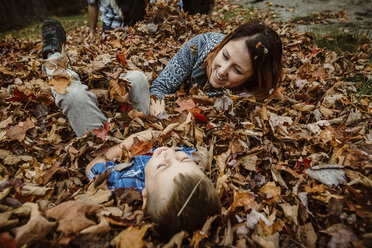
[[209, 39, 254, 88]]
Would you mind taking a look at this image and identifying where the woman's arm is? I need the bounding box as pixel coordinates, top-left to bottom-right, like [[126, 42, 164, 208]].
[[149, 34, 203, 99]]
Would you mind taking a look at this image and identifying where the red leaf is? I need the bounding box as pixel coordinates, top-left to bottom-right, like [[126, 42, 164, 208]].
[[303, 158, 312, 169], [6, 88, 36, 104], [306, 45, 324, 58], [6, 118, 34, 141], [120, 103, 131, 112], [0, 232, 16, 248], [91, 122, 111, 141], [189, 107, 208, 122], [130, 141, 152, 158], [116, 53, 127, 66]]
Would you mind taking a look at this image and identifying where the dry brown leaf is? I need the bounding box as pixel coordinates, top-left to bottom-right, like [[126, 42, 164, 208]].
[[109, 79, 130, 103], [48, 76, 72, 94], [117, 224, 151, 248], [80, 215, 111, 234], [259, 182, 281, 204], [214, 149, 230, 172], [6, 118, 34, 141], [194, 126, 204, 146], [0, 117, 12, 129], [175, 99, 196, 113], [252, 232, 279, 248], [229, 191, 256, 212], [237, 155, 257, 171], [46, 200, 101, 236], [222, 218, 233, 246], [46, 124, 62, 144], [0, 212, 18, 228], [21, 184, 53, 197], [163, 231, 186, 248], [76, 183, 112, 204], [279, 202, 299, 225], [13, 202, 56, 247], [297, 222, 317, 248], [293, 103, 315, 111]]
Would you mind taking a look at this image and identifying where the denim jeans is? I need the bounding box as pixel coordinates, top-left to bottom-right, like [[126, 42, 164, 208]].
[[43, 53, 149, 137]]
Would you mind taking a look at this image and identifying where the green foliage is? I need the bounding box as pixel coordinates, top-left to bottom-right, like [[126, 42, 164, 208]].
[[344, 73, 372, 97], [292, 13, 319, 23], [220, 5, 255, 22], [308, 26, 371, 56], [357, 75, 372, 96], [0, 12, 90, 39]]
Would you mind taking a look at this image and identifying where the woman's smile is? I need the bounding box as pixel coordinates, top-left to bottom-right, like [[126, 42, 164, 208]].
[[209, 39, 253, 88]]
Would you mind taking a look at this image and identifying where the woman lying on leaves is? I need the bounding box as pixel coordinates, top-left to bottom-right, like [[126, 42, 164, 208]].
[[150, 20, 283, 101], [41, 20, 282, 137]]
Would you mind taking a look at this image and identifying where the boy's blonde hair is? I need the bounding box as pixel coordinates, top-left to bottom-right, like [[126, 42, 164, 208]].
[[146, 173, 221, 239]]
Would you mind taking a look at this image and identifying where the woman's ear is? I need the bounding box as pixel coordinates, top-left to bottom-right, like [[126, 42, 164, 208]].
[[142, 188, 147, 211]]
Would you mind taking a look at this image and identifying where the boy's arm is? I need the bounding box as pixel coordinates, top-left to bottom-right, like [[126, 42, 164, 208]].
[[85, 129, 161, 177], [85, 156, 106, 178], [99, 129, 161, 161]]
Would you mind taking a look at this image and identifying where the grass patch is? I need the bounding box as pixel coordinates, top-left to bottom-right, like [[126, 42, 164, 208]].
[[220, 5, 255, 22], [344, 73, 372, 97], [292, 13, 319, 23], [357, 75, 372, 97], [308, 26, 371, 55], [0, 11, 92, 39]]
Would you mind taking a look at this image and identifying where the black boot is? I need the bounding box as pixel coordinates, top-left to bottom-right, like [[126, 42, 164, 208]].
[[41, 19, 66, 59]]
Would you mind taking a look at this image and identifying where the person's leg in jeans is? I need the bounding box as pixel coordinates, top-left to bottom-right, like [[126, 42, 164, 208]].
[[121, 71, 150, 116], [42, 19, 108, 137], [43, 52, 109, 137], [42, 19, 150, 136]]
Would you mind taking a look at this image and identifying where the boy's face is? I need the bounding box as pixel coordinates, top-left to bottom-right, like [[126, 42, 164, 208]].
[[143, 147, 204, 208]]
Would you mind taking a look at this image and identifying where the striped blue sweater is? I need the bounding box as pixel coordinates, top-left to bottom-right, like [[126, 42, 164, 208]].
[[150, 32, 225, 99]]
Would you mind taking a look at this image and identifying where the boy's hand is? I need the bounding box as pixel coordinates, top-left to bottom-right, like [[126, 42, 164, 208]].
[[149, 98, 165, 117]]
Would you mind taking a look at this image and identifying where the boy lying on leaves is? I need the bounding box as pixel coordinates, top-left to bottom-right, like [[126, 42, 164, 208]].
[[85, 130, 221, 239]]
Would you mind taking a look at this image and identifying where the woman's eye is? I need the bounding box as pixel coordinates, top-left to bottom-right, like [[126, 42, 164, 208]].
[[234, 67, 242, 74], [223, 53, 228, 60]]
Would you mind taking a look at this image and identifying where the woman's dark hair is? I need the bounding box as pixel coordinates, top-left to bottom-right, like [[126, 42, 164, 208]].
[[206, 21, 283, 99]]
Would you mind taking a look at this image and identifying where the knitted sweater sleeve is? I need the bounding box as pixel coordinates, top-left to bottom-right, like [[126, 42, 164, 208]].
[[149, 33, 224, 99]]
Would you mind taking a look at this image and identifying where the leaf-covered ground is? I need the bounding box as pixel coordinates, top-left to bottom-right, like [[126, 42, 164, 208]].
[[0, 1, 371, 247]]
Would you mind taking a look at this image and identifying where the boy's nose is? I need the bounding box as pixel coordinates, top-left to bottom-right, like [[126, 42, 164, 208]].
[[163, 148, 176, 160]]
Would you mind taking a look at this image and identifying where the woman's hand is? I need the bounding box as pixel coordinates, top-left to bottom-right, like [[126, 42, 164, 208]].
[[149, 98, 165, 117]]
